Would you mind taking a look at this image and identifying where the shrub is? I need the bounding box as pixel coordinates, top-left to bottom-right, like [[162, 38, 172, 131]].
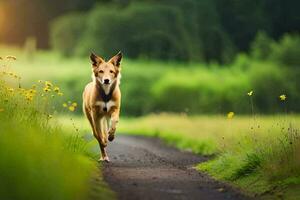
[[270, 34, 300, 68], [50, 12, 87, 57], [250, 31, 274, 60]]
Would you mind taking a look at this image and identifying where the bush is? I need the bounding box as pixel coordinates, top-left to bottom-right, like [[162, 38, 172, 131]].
[[50, 12, 87, 57], [76, 3, 192, 61], [249, 63, 292, 113], [250, 31, 274, 60], [270, 34, 300, 68]]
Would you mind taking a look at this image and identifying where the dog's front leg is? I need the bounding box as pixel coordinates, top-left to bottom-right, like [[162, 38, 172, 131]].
[[108, 107, 120, 141], [91, 111, 109, 162]]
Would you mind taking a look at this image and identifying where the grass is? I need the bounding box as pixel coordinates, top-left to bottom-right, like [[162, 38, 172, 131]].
[[2, 45, 299, 199], [117, 114, 300, 199], [0, 57, 115, 200]]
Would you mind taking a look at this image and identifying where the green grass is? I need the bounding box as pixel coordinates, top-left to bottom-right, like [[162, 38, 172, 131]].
[[2, 45, 300, 199], [117, 114, 300, 199], [0, 57, 115, 200]]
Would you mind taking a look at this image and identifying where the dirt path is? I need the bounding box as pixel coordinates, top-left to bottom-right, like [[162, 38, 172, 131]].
[[97, 135, 251, 200]]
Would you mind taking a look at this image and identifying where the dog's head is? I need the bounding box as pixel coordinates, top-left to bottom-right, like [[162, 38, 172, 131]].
[[90, 52, 122, 86]]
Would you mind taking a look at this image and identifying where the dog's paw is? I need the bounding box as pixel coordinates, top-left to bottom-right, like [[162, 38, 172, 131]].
[[108, 128, 116, 142], [98, 156, 110, 163], [108, 133, 115, 142]]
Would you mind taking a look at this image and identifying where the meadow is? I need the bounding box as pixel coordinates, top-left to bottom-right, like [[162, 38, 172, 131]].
[[0, 52, 114, 200], [1, 45, 299, 199]]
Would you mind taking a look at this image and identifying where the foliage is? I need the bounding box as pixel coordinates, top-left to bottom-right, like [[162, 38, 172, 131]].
[[49, 0, 300, 63], [50, 12, 87, 57], [118, 114, 300, 198], [0, 58, 114, 200], [2, 37, 300, 116]]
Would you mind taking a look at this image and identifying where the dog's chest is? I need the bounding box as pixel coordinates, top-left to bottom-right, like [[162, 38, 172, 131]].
[[95, 100, 116, 112]]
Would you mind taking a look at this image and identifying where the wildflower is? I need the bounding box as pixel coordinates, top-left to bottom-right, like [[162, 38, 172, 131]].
[[247, 90, 253, 96], [227, 111, 234, 119], [45, 81, 53, 87], [29, 89, 36, 94], [13, 75, 18, 79], [8, 88, 14, 93], [47, 114, 53, 119], [31, 84, 36, 89], [26, 95, 33, 101], [53, 86, 60, 93], [63, 103, 67, 107], [38, 80, 43, 83], [6, 55, 17, 60], [43, 87, 51, 92], [72, 102, 77, 107], [57, 92, 63, 96], [279, 94, 287, 101], [68, 106, 75, 112]]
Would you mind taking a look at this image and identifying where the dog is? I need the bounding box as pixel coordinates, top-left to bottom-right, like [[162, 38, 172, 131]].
[[83, 52, 122, 162]]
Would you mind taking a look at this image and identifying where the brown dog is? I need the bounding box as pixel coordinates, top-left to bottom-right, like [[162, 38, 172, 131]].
[[83, 52, 122, 162]]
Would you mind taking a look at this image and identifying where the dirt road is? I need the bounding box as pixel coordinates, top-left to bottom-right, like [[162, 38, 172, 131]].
[[97, 135, 250, 200]]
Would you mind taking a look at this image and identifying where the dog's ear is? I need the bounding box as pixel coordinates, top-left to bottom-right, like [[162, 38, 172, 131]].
[[109, 51, 122, 67], [90, 52, 104, 66]]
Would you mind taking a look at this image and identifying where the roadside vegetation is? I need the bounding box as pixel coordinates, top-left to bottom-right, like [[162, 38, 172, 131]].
[[0, 30, 299, 198], [0, 57, 114, 200], [119, 113, 300, 198]]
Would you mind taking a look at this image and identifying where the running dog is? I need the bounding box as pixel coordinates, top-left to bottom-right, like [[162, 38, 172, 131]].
[[83, 52, 122, 162]]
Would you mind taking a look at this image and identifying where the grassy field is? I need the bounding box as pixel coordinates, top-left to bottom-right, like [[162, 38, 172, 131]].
[[60, 113, 300, 198], [1, 45, 299, 199], [0, 55, 115, 200], [117, 114, 300, 199]]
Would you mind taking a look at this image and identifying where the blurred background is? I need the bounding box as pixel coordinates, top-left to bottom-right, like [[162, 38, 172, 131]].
[[0, 0, 299, 116]]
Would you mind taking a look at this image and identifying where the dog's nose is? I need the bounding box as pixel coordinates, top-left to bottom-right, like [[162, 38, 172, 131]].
[[104, 79, 110, 84]]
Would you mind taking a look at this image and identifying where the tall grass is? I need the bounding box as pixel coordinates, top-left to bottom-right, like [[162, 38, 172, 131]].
[[0, 56, 114, 200], [118, 113, 300, 197]]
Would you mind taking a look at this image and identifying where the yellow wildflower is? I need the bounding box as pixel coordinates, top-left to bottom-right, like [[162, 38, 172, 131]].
[[43, 87, 51, 92], [53, 86, 60, 93], [227, 112, 234, 119], [8, 88, 14, 93], [247, 90, 253, 96], [63, 103, 67, 107], [6, 55, 17, 60], [45, 81, 53, 87], [279, 94, 287, 101], [72, 102, 77, 107], [38, 80, 43, 83], [57, 92, 63, 96], [47, 114, 53, 119], [68, 106, 75, 112]]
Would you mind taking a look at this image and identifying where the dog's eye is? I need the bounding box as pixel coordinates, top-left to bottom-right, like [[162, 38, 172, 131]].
[[99, 70, 104, 73], [110, 70, 114, 73]]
